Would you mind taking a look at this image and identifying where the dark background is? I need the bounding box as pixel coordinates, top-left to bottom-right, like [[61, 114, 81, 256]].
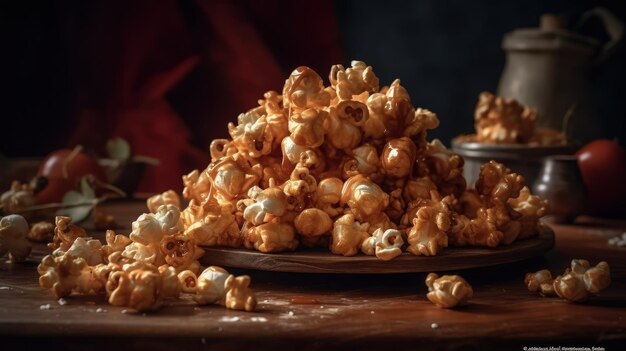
[[2, 0, 625, 190]]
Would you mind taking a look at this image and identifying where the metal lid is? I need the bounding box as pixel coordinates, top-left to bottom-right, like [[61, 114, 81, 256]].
[[502, 14, 600, 54]]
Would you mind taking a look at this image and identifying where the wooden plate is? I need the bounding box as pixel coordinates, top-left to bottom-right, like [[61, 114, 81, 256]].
[[200, 225, 555, 274]]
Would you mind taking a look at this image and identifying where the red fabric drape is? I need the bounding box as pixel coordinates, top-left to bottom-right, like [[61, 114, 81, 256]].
[[65, 0, 343, 192]]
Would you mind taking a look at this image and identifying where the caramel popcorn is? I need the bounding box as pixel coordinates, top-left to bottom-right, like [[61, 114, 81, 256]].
[[38, 254, 88, 298], [147, 190, 181, 214], [224, 275, 257, 312], [407, 193, 451, 256], [457, 91, 565, 146], [102, 230, 132, 259], [425, 273, 473, 308], [553, 260, 611, 302], [243, 219, 298, 253], [54, 236, 104, 266], [160, 233, 203, 273], [331, 213, 369, 256], [330, 61, 379, 101], [48, 216, 87, 251], [106, 262, 168, 312], [524, 269, 555, 296], [194, 266, 231, 305], [0, 181, 36, 217], [508, 186, 548, 239], [0, 214, 32, 262], [27, 221, 55, 243], [362, 228, 404, 261], [474, 91, 536, 144]]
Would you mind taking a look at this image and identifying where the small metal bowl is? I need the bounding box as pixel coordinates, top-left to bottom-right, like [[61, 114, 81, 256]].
[[451, 139, 578, 187]]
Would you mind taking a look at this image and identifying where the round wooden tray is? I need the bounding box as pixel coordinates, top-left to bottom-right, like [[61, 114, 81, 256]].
[[200, 226, 555, 274]]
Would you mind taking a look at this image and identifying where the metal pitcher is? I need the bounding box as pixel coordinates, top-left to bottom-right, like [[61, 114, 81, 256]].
[[497, 8, 623, 143]]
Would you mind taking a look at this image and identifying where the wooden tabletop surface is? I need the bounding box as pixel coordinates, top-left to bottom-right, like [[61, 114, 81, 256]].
[[1, 199, 625, 350]]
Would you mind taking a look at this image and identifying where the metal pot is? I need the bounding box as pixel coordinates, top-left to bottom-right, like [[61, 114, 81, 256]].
[[451, 140, 577, 187], [497, 8, 623, 143]]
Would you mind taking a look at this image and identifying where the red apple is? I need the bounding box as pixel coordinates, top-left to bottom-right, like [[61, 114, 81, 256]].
[[576, 139, 626, 213]]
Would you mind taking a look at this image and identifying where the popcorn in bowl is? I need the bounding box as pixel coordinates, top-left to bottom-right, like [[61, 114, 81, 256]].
[[172, 61, 548, 261]]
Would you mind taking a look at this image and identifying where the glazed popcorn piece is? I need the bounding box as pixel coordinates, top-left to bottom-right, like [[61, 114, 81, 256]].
[[228, 108, 274, 158], [331, 214, 369, 257], [524, 269, 556, 296], [224, 275, 257, 312], [341, 175, 389, 223], [407, 194, 451, 256], [48, 216, 87, 251], [194, 266, 231, 305], [425, 273, 473, 308], [473, 91, 536, 144], [294, 208, 333, 237], [508, 186, 548, 239], [380, 137, 417, 178], [325, 100, 368, 150], [54, 236, 104, 266], [475, 161, 525, 204], [0, 181, 36, 218], [182, 169, 212, 205], [183, 201, 241, 248], [329, 61, 379, 101], [243, 187, 288, 225], [283, 66, 331, 110], [106, 261, 179, 312], [159, 233, 203, 274], [146, 190, 181, 214], [27, 221, 55, 243], [553, 260, 611, 302], [38, 254, 88, 298], [101, 230, 132, 260], [177, 270, 198, 294], [0, 214, 32, 262], [288, 108, 327, 148], [243, 220, 298, 253], [362, 228, 404, 261]]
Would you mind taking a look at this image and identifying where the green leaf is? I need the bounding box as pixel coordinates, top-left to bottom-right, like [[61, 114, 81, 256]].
[[80, 177, 95, 199], [106, 137, 131, 161], [56, 190, 96, 223]]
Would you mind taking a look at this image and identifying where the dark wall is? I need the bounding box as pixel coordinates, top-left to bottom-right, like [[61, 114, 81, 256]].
[[335, 0, 626, 145]]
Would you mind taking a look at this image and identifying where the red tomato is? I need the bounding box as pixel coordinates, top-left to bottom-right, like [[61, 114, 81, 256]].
[[35, 149, 107, 203], [576, 139, 626, 213]]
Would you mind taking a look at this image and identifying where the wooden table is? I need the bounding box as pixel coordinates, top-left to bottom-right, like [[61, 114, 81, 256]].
[[1, 199, 625, 350]]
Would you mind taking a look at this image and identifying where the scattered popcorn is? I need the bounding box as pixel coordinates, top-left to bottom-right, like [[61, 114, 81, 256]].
[[27, 221, 55, 243], [425, 273, 473, 308], [554, 260, 611, 303], [95, 307, 106, 313], [57, 298, 68, 306], [608, 232, 626, 247], [0, 214, 32, 262], [524, 269, 556, 296], [39, 304, 52, 310], [526, 259, 611, 303], [1, 181, 36, 219], [431, 323, 439, 329]]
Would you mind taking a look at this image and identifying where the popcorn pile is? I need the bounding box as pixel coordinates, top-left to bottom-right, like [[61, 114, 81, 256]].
[[457, 91, 566, 146], [178, 61, 549, 260]]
